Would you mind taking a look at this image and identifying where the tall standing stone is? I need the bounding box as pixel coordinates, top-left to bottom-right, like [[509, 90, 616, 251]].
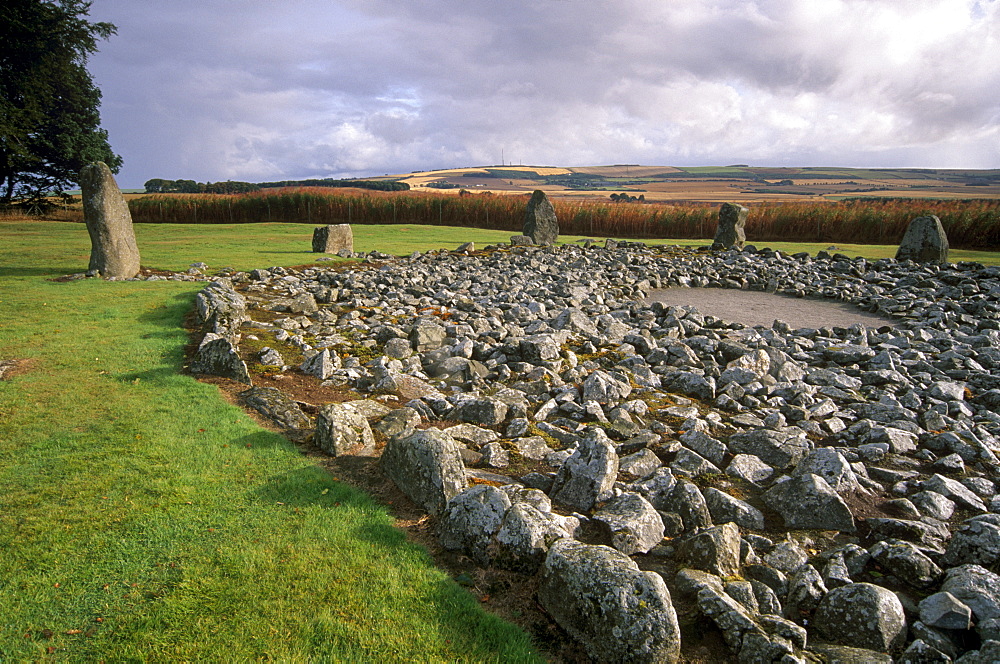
[[522, 190, 558, 245], [81, 162, 140, 279], [312, 224, 354, 253], [712, 202, 748, 250], [895, 215, 949, 263]]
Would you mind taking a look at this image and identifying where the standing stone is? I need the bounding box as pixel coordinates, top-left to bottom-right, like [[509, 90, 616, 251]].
[[81, 162, 140, 278], [895, 215, 949, 263], [712, 202, 748, 250], [522, 190, 558, 245], [312, 224, 354, 253]]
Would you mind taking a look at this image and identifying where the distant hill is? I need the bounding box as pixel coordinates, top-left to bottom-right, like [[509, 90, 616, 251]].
[[375, 165, 1000, 203]]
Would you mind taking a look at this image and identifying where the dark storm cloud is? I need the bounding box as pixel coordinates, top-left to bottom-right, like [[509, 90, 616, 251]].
[[88, 0, 999, 187]]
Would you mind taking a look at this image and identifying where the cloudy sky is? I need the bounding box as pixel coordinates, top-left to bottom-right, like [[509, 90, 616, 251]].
[[87, 0, 999, 188]]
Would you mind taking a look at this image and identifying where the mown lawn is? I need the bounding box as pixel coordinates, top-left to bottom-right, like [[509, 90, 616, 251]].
[[2, 220, 998, 660], [0, 221, 542, 661]]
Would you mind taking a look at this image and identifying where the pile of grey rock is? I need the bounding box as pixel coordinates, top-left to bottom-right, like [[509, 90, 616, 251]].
[[193, 241, 1000, 662]]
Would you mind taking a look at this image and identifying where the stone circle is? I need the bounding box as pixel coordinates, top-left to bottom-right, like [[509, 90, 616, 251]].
[[186, 240, 1000, 661]]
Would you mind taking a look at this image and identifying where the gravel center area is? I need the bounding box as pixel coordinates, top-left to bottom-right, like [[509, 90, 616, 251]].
[[645, 287, 898, 330]]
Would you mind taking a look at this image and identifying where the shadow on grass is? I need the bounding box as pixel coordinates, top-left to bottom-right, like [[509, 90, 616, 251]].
[[252, 462, 544, 659], [352, 519, 414, 550], [255, 464, 383, 511], [231, 429, 297, 452], [346, 521, 545, 661], [133, 291, 197, 331], [0, 266, 82, 278], [117, 366, 185, 385]]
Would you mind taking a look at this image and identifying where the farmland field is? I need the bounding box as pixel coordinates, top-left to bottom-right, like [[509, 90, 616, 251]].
[[387, 164, 1000, 203]]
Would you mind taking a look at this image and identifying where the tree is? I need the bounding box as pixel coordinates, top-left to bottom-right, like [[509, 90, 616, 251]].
[[172, 179, 202, 193], [144, 178, 174, 193], [0, 0, 121, 210]]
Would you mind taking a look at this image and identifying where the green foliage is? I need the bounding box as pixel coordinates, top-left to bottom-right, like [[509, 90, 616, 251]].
[[571, 346, 627, 370], [0, 0, 121, 209], [258, 178, 410, 191], [143, 178, 260, 194], [333, 328, 383, 364], [142, 178, 171, 193]]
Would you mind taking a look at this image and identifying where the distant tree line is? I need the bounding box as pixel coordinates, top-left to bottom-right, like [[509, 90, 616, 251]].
[[257, 178, 409, 191], [143, 177, 410, 194], [610, 192, 645, 202], [144, 178, 260, 194]]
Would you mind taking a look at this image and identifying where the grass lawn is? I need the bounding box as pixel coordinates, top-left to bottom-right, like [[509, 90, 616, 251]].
[[0, 221, 543, 661], [2, 220, 998, 660]]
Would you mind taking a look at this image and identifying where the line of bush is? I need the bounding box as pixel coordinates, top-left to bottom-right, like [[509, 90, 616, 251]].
[[125, 189, 1000, 249], [257, 178, 409, 191]]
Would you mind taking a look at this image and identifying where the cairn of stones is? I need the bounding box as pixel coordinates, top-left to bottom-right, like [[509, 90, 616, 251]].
[[81, 161, 141, 279], [519, 190, 558, 245], [312, 224, 354, 255], [187, 240, 1000, 662], [712, 202, 748, 250], [896, 214, 950, 263]]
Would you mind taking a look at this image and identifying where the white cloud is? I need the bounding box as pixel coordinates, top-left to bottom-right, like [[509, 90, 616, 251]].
[[87, 0, 1000, 186]]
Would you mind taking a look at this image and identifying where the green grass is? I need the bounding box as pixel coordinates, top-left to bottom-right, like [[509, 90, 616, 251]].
[[0, 220, 542, 661], [721, 239, 1000, 264], [2, 220, 999, 659]]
